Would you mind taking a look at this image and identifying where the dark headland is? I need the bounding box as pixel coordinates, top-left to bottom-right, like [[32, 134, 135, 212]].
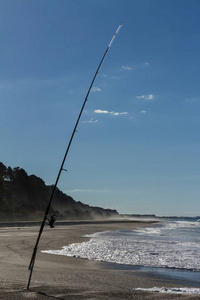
[[0, 162, 118, 222]]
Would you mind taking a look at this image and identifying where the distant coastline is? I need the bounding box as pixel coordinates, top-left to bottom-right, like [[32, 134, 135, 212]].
[[122, 214, 200, 221]]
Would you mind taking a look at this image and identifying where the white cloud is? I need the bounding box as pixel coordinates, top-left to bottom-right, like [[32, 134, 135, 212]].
[[83, 118, 98, 124], [94, 109, 109, 114], [141, 110, 146, 114], [146, 94, 154, 100], [121, 66, 132, 71], [94, 109, 128, 116], [137, 94, 154, 100], [119, 112, 128, 115], [91, 87, 101, 92]]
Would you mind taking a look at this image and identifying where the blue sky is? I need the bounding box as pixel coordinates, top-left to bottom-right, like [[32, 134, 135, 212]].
[[1, 0, 200, 216]]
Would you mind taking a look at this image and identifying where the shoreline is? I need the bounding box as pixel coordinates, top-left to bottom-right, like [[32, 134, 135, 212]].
[[0, 218, 159, 227], [98, 261, 200, 287], [0, 220, 199, 299]]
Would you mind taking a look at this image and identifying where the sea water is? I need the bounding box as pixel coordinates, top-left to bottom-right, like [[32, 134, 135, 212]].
[[42, 219, 200, 294]]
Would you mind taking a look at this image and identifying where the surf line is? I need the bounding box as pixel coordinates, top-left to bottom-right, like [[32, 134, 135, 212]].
[[27, 22, 123, 290]]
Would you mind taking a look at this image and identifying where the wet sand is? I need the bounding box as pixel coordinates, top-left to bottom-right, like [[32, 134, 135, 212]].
[[0, 220, 199, 299]]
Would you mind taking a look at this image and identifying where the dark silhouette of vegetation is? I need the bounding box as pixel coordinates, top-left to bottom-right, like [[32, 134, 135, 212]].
[[0, 162, 118, 222]]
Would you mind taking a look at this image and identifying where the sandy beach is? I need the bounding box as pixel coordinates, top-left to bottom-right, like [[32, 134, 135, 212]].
[[0, 220, 199, 299]]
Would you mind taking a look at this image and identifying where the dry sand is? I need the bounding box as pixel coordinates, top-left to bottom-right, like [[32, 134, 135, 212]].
[[0, 220, 199, 299]]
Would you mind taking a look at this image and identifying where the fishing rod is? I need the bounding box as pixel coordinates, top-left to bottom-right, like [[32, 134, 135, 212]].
[[27, 22, 123, 290]]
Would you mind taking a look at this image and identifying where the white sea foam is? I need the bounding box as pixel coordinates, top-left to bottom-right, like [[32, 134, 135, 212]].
[[42, 221, 200, 271], [136, 287, 200, 295], [135, 220, 200, 236]]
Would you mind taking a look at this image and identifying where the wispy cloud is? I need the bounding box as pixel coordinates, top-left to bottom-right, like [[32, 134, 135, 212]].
[[94, 109, 128, 116], [182, 211, 200, 216], [141, 110, 146, 114], [137, 94, 154, 100], [121, 65, 132, 71], [112, 112, 128, 116], [185, 97, 200, 103], [66, 189, 94, 192], [91, 87, 101, 92], [83, 118, 98, 124], [65, 189, 113, 194], [83, 109, 129, 123]]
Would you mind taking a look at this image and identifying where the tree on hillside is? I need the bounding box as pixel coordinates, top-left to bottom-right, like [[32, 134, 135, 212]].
[[6, 167, 15, 181], [13, 167, 28, 184], [0, 162, 119, 221], [0, 162, 6, 178]]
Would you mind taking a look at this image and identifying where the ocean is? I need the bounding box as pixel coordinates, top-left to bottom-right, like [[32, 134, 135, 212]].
[[43, 218, 200, 295]]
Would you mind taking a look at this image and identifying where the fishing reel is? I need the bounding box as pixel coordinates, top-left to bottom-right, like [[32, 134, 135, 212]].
[[48, 214, 56, 228]]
